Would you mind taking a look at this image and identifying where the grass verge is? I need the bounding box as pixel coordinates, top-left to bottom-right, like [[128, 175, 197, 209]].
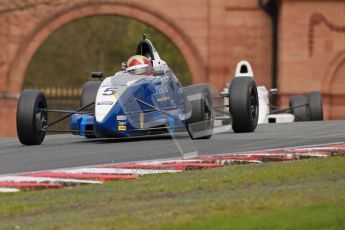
[[0, 157, 344, 229]]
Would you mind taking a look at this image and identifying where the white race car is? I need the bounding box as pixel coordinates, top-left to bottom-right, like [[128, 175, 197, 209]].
[[221, 62, 323, 124]]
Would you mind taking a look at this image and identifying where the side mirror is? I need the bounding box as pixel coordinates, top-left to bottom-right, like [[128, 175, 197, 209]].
[[91, 72, 103, 79]]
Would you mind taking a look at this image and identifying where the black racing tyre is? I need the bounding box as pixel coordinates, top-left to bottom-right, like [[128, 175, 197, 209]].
[[80, 81, 101, 111], [16, 90, 48, 145], [307, 91, 323, 121], [80, 81, 101, 138], [229, 77, 259, 133], [289, 95, 309, 122], [184, 84, 214, 139]]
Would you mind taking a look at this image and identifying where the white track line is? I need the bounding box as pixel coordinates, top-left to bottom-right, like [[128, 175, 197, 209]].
[[60, 168, 182, 175], [0, 188, 20, 193], [290, 147, 345, 151], [0, 176, 102, 184], [143, 158, 262, 164]]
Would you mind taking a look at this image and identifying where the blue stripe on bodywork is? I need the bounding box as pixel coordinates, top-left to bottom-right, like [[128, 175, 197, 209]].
[[80, 116, 88, 136]]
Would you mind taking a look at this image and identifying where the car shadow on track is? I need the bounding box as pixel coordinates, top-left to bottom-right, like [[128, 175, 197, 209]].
[[78, 133, 191, 145]]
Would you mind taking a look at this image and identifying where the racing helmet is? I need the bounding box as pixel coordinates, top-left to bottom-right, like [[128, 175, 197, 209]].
[[126, 55, 153, 75]]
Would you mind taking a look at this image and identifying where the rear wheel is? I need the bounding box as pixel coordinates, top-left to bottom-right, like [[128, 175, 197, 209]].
[[307, 91, 323, 121], [80, 81, 101, 138], [289, 95, 309, 121], [16, 90, 47, 145], [80, 81, 101, 111], [184, 84, 214, 139], [229, 77, 258, 133]]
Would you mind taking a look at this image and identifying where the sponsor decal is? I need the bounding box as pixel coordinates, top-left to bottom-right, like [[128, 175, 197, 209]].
[[117, 115, 127, 120], [118, 125, 126, 131], [156, 96, 170, 102], [118, 121, 126, 126], [155, 84, 168, 94], [118, 119, 127, 131], [140, 113, 144, 129], [97, 101, 113, 106]]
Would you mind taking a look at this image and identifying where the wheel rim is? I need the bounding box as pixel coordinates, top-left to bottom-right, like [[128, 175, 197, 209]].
[[203, 94, 213, 129], [35, 101, 47, 134], [249, 88, 258, 120], [204, 101, 211, 120]]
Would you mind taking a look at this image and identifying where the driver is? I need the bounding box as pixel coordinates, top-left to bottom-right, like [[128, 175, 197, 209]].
[[126, 55, 153, 76]]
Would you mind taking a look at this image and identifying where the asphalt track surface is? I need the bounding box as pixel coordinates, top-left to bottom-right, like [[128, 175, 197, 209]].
[[0, 120, 344, 175]]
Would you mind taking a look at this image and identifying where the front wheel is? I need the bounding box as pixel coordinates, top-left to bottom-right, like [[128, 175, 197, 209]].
[[307, 91, 323, 121], [289, 95, 309, 122], [184, 84, 214, 139], [229, 77, 259, 133], [16, 90, 48, 145]]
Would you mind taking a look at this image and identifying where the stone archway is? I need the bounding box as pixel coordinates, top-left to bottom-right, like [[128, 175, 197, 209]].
[[7, 2, 206, 94], [322, 49, 345, 119]]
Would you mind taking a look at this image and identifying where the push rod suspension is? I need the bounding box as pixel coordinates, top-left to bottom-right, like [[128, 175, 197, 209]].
[[45, 102, 95, 128]]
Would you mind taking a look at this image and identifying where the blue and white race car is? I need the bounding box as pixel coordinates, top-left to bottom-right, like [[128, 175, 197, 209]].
[[16, 36, 259, 145]]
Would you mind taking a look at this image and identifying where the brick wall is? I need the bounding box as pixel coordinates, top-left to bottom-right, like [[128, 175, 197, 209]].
[[278, 0, 345, 119], [0, 0, 273, 137], [0, 0, 344, 137]]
